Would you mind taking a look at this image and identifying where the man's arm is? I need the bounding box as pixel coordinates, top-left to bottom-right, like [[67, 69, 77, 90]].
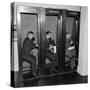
[[22, 38, 29, 48], [49, 39, 55, 46]]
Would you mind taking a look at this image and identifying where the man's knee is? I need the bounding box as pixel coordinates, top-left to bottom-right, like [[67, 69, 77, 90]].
[[30, 55, 36, 60], [30, 56, 36, 65]]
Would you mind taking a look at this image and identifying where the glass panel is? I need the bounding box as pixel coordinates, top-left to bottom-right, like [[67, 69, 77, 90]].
[[20, 14, 38, 79], [65, 17, 78, 71], [45, 15, 58, 75]]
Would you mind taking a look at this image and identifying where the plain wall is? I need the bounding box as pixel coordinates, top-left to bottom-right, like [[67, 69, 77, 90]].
[[15, 2, 81, 11], [77, 6, 88, 76]]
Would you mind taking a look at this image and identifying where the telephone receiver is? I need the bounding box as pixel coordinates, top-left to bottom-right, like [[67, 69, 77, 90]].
[[32, 37, 35, 41]]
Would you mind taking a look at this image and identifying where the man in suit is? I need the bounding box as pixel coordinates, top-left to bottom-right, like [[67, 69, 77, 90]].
[[45, 31, 57, 73], [21, 31, 37, 76]]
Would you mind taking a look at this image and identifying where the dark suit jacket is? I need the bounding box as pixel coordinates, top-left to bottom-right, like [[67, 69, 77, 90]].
[[46, 38, 55, 49], [21, 37, 36, 58]]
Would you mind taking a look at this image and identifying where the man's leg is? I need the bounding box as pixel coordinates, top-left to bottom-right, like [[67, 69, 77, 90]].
[[46, 51, 57, 72], [26, 55, 36, 75]]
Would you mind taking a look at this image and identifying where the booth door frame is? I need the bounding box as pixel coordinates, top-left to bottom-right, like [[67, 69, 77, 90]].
[[16, 6, 47, 80], [66, 11, 80, 70], [44, 9, 67, 73]]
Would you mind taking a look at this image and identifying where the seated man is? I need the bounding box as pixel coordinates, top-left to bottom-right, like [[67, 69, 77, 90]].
[[66, 32, 75, 56], [45, 31, 57, 73], [21, 31, 37, 76], [65, 32, 76, 68]]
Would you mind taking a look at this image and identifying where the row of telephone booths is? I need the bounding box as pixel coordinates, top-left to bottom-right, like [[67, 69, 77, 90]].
[[11, 4, 80, 82]]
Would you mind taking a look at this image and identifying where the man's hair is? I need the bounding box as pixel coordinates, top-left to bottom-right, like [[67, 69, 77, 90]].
[[66, 32, 72, 36], [27, 31, 34, 36], [46, 31, 51, 35]]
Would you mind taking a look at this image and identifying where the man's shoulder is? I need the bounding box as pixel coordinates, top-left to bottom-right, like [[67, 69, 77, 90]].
[[24, 37, 29, 41], [23, 37, 30, 43]]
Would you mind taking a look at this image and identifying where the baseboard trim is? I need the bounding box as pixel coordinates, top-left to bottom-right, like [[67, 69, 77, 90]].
[[73, 69, 88, 78], [11, 71, 23, 87]]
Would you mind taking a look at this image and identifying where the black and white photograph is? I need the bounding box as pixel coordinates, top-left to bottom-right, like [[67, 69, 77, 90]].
[[10, 2, 88, 88]]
